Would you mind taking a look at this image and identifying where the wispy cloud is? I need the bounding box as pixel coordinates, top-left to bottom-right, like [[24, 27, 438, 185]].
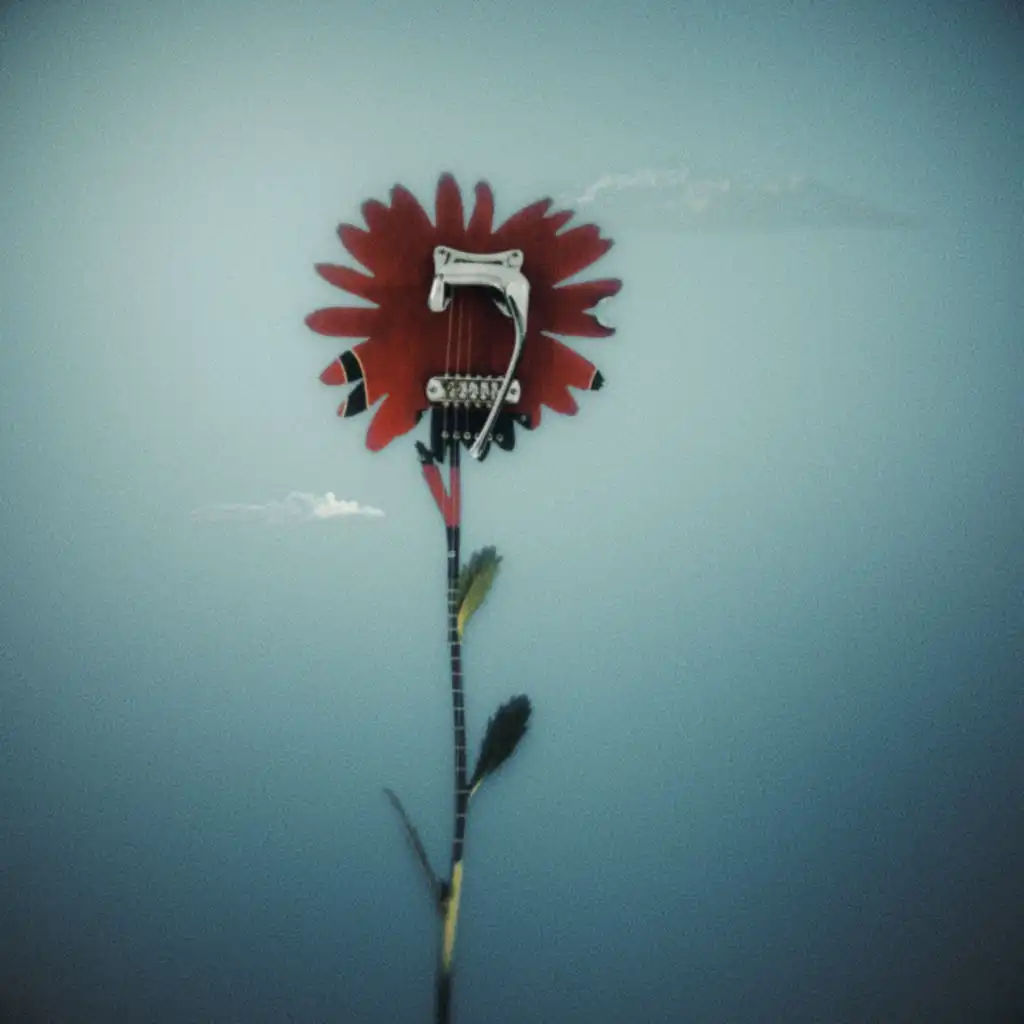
[[192, 491, 384, 524], [560, 168, 917, 232]]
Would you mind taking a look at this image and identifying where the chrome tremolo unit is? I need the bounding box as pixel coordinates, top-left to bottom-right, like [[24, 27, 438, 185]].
[[426, 246, 530, 459]]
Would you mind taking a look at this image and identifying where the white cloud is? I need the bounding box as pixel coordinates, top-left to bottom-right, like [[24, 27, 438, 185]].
[[192, 491, 384, 524], [559, 167, 917, 231]]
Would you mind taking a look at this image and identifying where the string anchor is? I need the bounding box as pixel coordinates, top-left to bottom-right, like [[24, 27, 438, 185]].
[[427, 246, 530, 460]]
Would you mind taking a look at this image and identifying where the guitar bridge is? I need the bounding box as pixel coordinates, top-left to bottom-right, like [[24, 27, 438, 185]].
[[426, 246, 530, 459], [426, 375, 521, 407]]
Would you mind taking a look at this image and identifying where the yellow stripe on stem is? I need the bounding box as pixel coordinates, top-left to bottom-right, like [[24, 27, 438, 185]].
[[441, 861, 464, 970]]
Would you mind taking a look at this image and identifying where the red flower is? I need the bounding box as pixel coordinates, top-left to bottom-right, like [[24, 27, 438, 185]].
[[306, 173, 621, 452]]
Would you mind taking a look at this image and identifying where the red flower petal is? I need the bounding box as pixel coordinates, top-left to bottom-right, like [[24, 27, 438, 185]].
[[435, 173, 465, 236], [541, 223, 613, 285], [336, 389, 366, 418], [320, 360, 346, 385], [530, 334, 601, 392], [338, 224, 376, 273], [315, 264, 380, 304], [545, 209, 575, 232], [542, 386, 579, 415], [494, 198, 554, 242], [466, 182, 495, 245], [389, 185, 433, 252], [537, 278, 622, 336], [536, 306, 615, 338], [305, 307, 377, 337], [346, 335, 411, 406], [366, 392, 423, 451], [361, 198, 390, 234], [307, 177, 620, 453], [555, 278, 623, 307]]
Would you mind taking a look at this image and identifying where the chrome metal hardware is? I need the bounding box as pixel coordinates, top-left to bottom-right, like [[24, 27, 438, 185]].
[[427, 246, 530, 459], [425, 375, 521, 407]]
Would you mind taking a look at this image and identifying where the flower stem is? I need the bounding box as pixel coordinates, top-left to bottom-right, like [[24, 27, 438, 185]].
[[435, 440, 468, 1023]]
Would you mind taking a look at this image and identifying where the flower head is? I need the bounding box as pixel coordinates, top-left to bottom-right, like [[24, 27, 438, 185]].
[[307, 173, 621, 453]]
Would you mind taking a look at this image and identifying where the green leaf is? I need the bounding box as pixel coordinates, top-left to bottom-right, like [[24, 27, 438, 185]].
[[456, 546, 502, 639]]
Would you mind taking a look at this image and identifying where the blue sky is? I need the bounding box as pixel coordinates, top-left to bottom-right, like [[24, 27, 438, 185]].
[[1, 1, 1022, 1021]]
